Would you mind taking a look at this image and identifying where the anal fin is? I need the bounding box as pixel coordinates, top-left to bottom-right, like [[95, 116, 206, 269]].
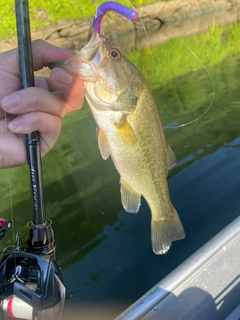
[[97, 127, 111, 160], [120, 178, 141, 213], [166, 144, 177, 171]]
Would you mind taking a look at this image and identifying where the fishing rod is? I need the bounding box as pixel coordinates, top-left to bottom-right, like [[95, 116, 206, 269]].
[[0, 1, 65, 319], [0, 1, 137, 318]]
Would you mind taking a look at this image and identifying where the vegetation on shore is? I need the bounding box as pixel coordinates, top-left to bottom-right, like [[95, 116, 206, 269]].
[[2, 0, 240, 89], [0, 0, 171, 39]]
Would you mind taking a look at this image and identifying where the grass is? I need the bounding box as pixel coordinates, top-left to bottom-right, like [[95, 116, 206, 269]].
[[0, 0, 171, 39], [126, 23, 240, 88]]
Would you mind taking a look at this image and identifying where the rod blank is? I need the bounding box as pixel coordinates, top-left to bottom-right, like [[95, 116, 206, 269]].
[[15, 0, 46, 225]]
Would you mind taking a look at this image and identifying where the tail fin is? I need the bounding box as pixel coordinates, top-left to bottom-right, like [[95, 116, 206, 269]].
[[151, 207, 185, 255]]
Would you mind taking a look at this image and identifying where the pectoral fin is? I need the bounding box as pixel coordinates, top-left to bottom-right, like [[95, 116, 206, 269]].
[[120, 178, 141, 213], [114, 119, 137, 145], [166, 144, 177, 171], [97, 127, 111, 160]]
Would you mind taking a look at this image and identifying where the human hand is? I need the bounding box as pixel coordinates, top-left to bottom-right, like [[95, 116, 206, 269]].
[[0, 39, 84, 168]]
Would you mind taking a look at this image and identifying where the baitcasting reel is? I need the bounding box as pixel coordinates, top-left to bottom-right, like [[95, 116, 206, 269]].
[[0, 220, 65, 320]]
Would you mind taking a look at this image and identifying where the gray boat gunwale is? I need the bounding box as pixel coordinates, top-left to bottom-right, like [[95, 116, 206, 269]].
[[116, 215, 240, 320]]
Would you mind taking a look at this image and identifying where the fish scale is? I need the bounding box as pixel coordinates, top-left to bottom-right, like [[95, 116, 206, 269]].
[[49, 28, 185, 254]]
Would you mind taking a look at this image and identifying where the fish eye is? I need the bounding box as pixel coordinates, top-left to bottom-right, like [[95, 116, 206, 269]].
[[109, 48, 121, 60]]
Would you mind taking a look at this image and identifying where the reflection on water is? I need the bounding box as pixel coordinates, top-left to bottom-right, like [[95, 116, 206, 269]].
[[1, 10, 240, 320]]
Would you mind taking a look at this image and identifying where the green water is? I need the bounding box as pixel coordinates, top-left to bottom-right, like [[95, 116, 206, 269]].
[[0, 15, 240, 320]]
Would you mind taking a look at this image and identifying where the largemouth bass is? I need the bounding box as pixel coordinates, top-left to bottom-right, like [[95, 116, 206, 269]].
[[49, 28, 185, 254]]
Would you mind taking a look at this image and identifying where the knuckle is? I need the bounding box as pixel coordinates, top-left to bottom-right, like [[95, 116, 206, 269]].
[[27, 87, 42, 109], [32, 39, 46, 49]]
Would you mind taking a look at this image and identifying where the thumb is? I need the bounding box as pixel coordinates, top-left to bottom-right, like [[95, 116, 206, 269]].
[[50, 67, 85, 114]]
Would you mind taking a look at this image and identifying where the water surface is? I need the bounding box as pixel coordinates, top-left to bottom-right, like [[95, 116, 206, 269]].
[[0, 10, 240, 320]]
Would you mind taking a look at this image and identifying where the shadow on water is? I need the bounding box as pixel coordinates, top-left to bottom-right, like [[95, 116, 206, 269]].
[[0, 8, 240, 320]]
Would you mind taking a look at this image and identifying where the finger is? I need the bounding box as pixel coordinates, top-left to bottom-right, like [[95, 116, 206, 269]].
[[34, 68, 76, 93], [1, 70, 84, 117], [35, 69, 85, 113], [0, 117, 26, 168], [35, 76, 52, 91], [0, 71, 20, 99], [7, 112, 62, 156], [0, 70, 20, 119], [31, 39, 75, 71], [50, 68, 85, 113], [1, 87, 67, 118], [0, 40, 75, 77]]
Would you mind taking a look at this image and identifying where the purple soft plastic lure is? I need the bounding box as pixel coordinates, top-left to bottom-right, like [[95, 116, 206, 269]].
[[92, 1, 138, 33]]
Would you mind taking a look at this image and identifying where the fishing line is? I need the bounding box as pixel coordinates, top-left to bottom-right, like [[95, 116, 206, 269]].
[[126, 2, 215, 129], [162, 20, 215, 129], [129, 3, 156, 64], [4, 126, 15, 249]]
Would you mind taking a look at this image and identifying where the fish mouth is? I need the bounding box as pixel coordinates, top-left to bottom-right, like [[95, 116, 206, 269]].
[[81, 28, 102, 62], [55, 28, 105, 81], [48, 28, 105, 81]]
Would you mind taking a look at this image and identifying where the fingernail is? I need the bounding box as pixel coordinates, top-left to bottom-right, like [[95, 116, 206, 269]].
[[54, 68, 73, 85], [8, 118, 22, 131], [1, 94, 20, 110]]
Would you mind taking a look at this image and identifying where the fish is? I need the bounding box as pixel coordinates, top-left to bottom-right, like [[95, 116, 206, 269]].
[[49, 28, 185, 254]]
